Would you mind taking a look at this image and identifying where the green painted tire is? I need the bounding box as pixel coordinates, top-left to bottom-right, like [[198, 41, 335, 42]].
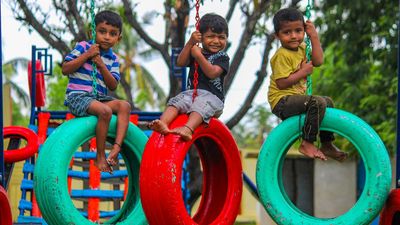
[[256, 108, 391, 225], [34, 115, 148, 225]]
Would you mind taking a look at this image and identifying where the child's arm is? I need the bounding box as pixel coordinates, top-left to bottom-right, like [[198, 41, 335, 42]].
[[191, 46, 224, 79], [276, 60, 313, 89], [305, 20, 324, 66], [62, 44, 100, 75], [91, 55, 118, 91], [177, 31, 202, 67]]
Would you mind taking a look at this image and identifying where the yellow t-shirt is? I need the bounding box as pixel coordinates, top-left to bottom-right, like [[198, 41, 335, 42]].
[[268, 43, 307, 110]]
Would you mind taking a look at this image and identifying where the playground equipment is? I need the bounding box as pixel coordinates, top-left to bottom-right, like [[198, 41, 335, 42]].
[[139, 0, 243, 223], [34, 116, 148, 225], [0, 2, 13, 224], [3, 126, 38, 164], [140, 115, 243, 224], [256, 109, 391, 224], [0, 186, 12, 225], [256, 2, 392, 224]]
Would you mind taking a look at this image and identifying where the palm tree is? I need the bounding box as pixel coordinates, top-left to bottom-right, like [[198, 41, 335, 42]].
[[3, 57, 30, 107], [114, 23, 166, 110]]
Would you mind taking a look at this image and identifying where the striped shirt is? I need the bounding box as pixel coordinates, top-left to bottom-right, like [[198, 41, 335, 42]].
[[64, 40, 120, 95]]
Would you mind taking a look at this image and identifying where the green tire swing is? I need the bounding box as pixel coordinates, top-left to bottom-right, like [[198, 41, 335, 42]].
[[256, 108, 391, 225], [34, 115, 148, 225]]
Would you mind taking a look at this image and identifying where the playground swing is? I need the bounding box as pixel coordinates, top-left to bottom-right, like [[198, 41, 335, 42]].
[[33, 1, 148, 224], [256, 2, 391, 225], [139, 1, 243, 224]]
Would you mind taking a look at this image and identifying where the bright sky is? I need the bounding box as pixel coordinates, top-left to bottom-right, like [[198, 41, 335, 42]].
[[1, 0, 272, 121]]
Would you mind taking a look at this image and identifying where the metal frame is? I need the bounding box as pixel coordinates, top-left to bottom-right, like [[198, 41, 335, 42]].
[[29, 45, 53, 126]]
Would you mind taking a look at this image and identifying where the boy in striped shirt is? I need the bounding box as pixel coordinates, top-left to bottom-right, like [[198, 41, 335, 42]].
[[62, 10, 130, 173]]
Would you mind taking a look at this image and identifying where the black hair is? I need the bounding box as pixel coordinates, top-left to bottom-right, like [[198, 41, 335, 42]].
[[199, 13, 229, 37], [273, 8, 305, 33], [94, 10, 123, 34]]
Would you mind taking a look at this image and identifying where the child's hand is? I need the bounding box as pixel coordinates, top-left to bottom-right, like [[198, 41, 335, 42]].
[[92, 55, 104, 68], [190, 45, 202, 59], [87, 44, 100, 59], [300, 60, 314, 75], [188, 31, 202, 46], [305, 20, 318, 38]]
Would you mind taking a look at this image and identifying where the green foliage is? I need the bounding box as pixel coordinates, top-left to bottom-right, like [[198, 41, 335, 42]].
[[231, 104, 275, 149], [46, 64, 69, 111], [314, 0, 398, 154], [11, 100, 29, 126]]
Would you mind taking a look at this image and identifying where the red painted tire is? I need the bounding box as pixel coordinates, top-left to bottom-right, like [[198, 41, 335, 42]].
[[4, 126, 39, 163], [140, 115, 242, 225], [0, 186, 12, 225], [379, 189, 400, 225]]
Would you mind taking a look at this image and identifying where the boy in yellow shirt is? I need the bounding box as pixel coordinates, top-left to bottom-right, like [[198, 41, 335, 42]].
[[268, 8, 347, 161]]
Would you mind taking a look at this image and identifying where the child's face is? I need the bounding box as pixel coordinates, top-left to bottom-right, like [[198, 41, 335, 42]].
[[276, 20, 305, 51], [95, 22, 121, 51], [201, 29, 228, 54]]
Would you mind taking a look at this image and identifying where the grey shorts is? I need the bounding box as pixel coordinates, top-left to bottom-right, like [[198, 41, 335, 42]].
[[167, 89, 224, 123], [65, 91, 115, 117]]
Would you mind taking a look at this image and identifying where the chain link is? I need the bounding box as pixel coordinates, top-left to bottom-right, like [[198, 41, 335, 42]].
[[90, 0, 98, 95], [192, 0, 201, 102], [305, 0, 313, 95]]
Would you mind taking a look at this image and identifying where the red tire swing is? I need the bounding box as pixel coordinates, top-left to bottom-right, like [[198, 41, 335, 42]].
[[0, 186, 12, 225], [140, 115, 242, 224], [3, 126, 38, 163], [379, 189, 400, 225]]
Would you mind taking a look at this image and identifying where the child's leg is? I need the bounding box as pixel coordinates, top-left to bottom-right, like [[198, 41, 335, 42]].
[[320, 142, 348, 162], [87, 101, 113, 173], [274, 95, 326, 160], [299, 140, 327, 161], [171, 111, 203, 141], [317, 96, 348, 162], [171, 90, 222, 141], [148, 106, 179, 134], [104, 100, 131, 166]]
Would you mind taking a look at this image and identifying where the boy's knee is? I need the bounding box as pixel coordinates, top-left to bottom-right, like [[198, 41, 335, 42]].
[[120, 101, 131, 112], [98, 106, 113, 120], [324, 96, 334, 108], [312, 96, 327, 109]]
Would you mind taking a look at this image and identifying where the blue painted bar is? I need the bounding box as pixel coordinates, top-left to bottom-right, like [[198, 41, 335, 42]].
[[70, 189, 124, 199], [32, 110, 162, 121], [68, 170, 128, 179]]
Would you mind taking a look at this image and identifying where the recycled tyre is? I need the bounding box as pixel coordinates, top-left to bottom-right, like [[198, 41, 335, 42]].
[[34, 115, 148, 225], [140, 115, 243, 225], [379, 189, 400, 225], [256, 108, 391, 225], [0, 185, 12, 225], [4, 126, 38, 163]]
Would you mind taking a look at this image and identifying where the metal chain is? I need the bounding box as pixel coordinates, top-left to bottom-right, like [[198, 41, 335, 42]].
[[90, 0, 98, 95], [305, 0, 313, 95], [192, 0, 201, 102]]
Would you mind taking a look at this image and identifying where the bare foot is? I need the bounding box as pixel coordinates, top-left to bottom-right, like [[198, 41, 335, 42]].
[[95, 157, 113, 174], [148, 119, 170, 134], [107, 143, 121, 166], [299, 141, 327, 161], [171, 125, 194, 141], [320, 142, 348, 162]]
